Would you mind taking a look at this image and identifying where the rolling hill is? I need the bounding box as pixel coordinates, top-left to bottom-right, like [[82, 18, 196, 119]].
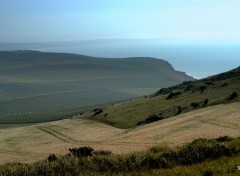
[[89, 66, 240, 128], [0, 66, 239, 166], [0, 50, 193, 123]]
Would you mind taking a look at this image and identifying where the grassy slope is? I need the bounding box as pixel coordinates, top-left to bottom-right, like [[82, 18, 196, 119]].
[[0, 102, 239, 165], [91, 66, 240, 128], [0, 137, 239, 175]]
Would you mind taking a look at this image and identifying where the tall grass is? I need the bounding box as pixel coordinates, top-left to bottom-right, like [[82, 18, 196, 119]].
[[0, 136, 239, 176]]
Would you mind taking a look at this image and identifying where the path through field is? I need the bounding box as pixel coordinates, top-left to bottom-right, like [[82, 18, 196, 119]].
[[0, 102, 239, 165]]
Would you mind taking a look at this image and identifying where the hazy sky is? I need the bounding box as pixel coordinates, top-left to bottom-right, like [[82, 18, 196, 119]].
[[1, 0, 240, 42]]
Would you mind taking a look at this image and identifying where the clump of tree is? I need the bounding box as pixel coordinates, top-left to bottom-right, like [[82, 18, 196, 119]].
[[221, 83, 228, 87], [137, 114, 164, 126], [190, 102, 200, 108], [47, 154, 57, 162], [69, 146, 94, 157], [226, 91, 238, 101], [166, 92, 182, 100], [184, 84, 195, 91], [176, 106, 182, 115], [202, 99, 209, 107], [93, 108, 103, 116]]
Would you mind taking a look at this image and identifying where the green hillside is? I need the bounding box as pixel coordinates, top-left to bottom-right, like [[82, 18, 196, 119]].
[[89, 66, 240, 128], [0, 51, 193, 123]]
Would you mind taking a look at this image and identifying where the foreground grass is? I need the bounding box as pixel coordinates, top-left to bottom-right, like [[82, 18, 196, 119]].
[[0, 137, 239, 176]]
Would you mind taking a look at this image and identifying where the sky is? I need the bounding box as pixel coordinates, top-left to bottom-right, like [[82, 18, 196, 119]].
[[1, 0, 240, 43]]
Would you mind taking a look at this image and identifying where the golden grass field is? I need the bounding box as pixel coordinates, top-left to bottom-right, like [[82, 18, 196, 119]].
[[0, 102, 239, 165]]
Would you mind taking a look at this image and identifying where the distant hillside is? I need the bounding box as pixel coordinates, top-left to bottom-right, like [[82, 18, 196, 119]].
[[0, 51, 193, 123], [0, 50, 192, 81], [90, 66, 240, 128]]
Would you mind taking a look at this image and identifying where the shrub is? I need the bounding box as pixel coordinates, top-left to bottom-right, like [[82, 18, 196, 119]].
[[137, 114, 163, 125], [199, 86, 207, 93], [47, 154, 57, 162], [203, 99, 209, 107], [202, 169, 214, 176], [215, 136, 233, 142], [226, 91, 238, 101], [221, 83, 228, 87], [204, 81, 214, 86], [154, 88, 172, 96], [166, 92, 182, 100], [176, 106, 182, 115], [93, 150, 112, 156], [93, 108, 103, 116], [69, 146, 94, 157], [184, 84, 195, 91], [176, 138, 238, 165], [190, 102, 199, 108]]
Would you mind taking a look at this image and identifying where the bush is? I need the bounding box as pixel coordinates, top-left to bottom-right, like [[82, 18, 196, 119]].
[[69, 146, 94, 157], [199, 86, 207, 93], [93, 108, 103, 116], [184, 84, 195, 91], [226, 91, 238, 101], [203, 99, 209, 107], [215, 136, 233, 142], [48, 154, 57, 162], [137, 114, 163, 125], [176, 106, 182, 115], [176, 138, 238, 165], [166, 92, 182, 100], [190, 102, 199, 108], [93, 150, 112, 156], [202, 170, 214, 176]]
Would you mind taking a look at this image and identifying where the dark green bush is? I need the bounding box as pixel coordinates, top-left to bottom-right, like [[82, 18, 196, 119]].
[[190, 102, 199, 108], [166, 92, 182, 100], [48, 154, 57, 162], [176, 138, 238, 165], [215, 136, 233, 142], [226, 91, 238, 101], [69, 146, 94, 157], [203, 99, 209, 107], [93, 108, 103, 116], [137, 114, 163, 125], [202, 169, 214, 176]]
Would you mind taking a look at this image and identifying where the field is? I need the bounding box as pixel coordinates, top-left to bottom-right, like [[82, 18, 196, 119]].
[[0, 51, 193, 123], [0, 102, 239, 165]]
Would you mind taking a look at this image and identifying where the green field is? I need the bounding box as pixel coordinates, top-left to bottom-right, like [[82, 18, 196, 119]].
[[0, 51, 193, 123]]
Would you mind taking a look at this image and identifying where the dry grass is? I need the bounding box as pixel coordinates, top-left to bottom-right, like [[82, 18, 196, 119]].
[[0, 102, 240, 165]]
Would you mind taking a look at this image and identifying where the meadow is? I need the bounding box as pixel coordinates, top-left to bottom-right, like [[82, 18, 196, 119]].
[[0, 51, 192, 123]]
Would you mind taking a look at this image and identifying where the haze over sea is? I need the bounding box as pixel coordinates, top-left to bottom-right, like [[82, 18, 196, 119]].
[[1, 0, 240, 79]]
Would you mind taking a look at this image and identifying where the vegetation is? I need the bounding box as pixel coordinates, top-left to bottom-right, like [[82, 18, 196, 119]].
[[0, 51, 193, 124], [91, 66, 240, 128], [0, 137, 239, 175]]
